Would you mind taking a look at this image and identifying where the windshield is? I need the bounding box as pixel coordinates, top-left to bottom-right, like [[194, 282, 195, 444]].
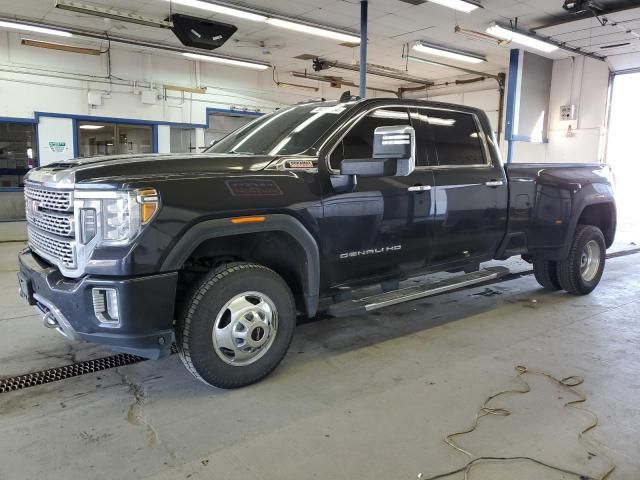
[[206, 101, 355, 156]]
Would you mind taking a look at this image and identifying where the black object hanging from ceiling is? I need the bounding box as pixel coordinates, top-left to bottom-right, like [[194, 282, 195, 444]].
[[170, 14, 237, 50]]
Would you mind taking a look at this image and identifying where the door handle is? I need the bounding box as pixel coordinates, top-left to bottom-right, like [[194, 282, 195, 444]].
[[408, 185, 432, 192], [485, 180, 505, 187]]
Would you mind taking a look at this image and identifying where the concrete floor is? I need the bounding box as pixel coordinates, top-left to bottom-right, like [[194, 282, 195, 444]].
[[0, 240, 639, 480]]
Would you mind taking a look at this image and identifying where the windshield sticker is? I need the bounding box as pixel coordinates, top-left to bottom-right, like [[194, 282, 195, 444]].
[[310, 106, 347, 114]]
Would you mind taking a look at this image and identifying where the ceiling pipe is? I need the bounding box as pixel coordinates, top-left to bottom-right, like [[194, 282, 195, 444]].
[[0, 15, 272, 68], [290, 71, 399, 96], [313, 57, 433, 86], [405, 53, 503, 80]]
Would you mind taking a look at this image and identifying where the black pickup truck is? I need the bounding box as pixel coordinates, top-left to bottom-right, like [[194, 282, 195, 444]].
[[18, 97, 616, 388]]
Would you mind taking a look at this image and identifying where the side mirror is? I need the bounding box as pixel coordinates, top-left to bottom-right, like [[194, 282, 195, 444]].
[[340, 125, 416, 177]]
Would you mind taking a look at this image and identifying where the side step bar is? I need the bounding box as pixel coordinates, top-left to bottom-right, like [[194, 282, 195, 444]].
[[327, 267, 510, 318]]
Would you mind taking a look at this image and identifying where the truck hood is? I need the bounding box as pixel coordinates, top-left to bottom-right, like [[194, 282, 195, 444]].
[[27, 153, 278, 186]]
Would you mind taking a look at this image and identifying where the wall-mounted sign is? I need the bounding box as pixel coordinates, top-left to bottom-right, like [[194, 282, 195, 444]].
[[48, 141, 67, 153]]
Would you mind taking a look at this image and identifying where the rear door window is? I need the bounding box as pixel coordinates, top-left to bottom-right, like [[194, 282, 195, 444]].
[[421, 110, 486, 167]]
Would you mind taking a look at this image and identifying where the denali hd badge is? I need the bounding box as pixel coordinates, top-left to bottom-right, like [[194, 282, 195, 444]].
[[339, 245, 402, 259]]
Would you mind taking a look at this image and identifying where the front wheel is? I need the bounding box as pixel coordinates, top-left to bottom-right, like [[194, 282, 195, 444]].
[[556, 225, 606, 295], [176, 262, 296, 388]]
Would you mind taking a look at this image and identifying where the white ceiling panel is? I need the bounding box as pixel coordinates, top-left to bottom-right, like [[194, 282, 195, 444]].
[[1, 0, 639, 83]]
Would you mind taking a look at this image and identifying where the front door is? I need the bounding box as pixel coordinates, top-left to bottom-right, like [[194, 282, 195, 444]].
[[319, 106, 436, 287]]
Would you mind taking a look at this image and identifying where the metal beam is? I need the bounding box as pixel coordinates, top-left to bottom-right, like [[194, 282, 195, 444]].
[[359, 0, 368, 98], [406, 55, 503, 80], [313, 58, 433, 86]]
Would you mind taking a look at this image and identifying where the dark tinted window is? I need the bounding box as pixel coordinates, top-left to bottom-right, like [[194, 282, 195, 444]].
[[329, 107, 410, 170], [423, 110, 485, 166]]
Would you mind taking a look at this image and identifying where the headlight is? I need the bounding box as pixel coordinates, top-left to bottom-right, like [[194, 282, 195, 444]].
[[75, 188, 159, 247]]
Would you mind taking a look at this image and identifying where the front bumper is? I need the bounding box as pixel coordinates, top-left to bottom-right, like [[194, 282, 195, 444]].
[[18, 249, 178, 359]]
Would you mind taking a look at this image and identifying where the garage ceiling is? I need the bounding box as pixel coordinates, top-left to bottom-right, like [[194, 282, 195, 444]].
[[534, 5, 640, 70], [0, 0, 639, 86]]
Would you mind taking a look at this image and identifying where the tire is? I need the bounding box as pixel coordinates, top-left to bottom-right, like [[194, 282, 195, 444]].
[[176, 262, 296, 388], [556, 225, 606, 295], [532, 258, 561, 291]]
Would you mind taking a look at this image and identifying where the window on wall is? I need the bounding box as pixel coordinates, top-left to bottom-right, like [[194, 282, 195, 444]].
[[0, 122, 37, 189], [77, 122, 153, 157], [204, 113, 255, 148]]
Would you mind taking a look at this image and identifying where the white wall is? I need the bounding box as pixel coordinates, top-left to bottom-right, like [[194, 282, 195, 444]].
[[512, 56, 610, 164], [0, 31, 331, 124]]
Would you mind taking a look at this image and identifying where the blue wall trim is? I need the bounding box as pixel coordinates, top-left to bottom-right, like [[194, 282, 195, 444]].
[[31, 107, 264, 161], [32, 106, 263, 131], [0, 107, 265, 191], [505, 49, 521, 163], [0, 116, 38, 124]]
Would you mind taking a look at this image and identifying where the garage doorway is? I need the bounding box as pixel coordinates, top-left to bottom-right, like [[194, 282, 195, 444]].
[[606, 71, 640, 242]]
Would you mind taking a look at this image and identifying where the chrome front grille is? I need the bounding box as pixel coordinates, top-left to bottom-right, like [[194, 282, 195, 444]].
[[27, 226, 76, 268], [25, 183, 77, 271], [26, 210, 73, 237], [24, 185, 72, 212]]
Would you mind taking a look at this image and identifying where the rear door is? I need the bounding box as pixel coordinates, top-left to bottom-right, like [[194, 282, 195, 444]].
[[416, 107, 507, 267]]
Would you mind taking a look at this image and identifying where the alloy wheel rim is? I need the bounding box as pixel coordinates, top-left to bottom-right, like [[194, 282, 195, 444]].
[[212, 291, 278, 366], [580, 240, 601, 282]]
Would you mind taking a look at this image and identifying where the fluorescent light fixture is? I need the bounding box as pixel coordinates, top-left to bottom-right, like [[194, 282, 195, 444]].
[[413, 41, 486, 64], [0, 20, 72, 37], [21, 38, 102, 55], [161, 0, 267, 22], [56, 1, 173, 28], [79, 125, 105, 130], [160, 0, 360, 44], [266, 18, 360, 44], [183, 52, 270, 70], [428, 0, 483, 13], [486, 23, 558, 53]]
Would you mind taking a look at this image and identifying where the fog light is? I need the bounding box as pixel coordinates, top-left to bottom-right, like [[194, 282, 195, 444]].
[[92, 288, 120, 326]]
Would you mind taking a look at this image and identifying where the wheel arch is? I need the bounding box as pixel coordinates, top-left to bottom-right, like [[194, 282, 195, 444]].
[[554, 199, 616, 261], [161, 214, 320, 317]]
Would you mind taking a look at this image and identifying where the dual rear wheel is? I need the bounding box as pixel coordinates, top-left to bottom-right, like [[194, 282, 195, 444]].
[[532, 225, 606, 295]]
